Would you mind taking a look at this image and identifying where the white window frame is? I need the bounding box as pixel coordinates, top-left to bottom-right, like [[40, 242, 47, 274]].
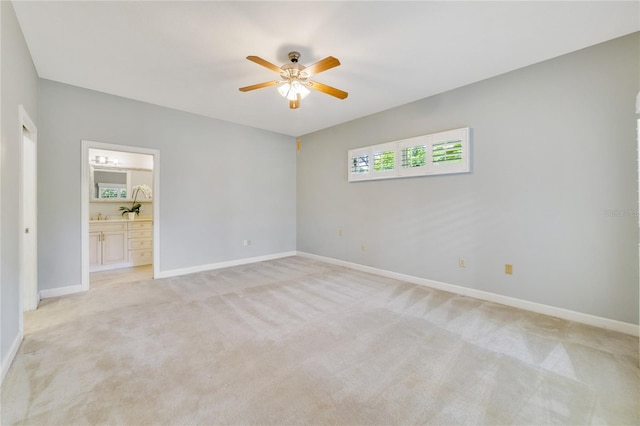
[[348, 146, 372, 181], [348, 127, 470, 182], [397, 135, 429, 177], [97, 183, 127, 199], [371, 141, 397, 179], [426, 128, 469, 175]]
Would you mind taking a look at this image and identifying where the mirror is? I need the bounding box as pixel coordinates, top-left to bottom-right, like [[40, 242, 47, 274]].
[[93, 169, 127, 199], [90, 167, 153, 201], [89, 148, 154, 202]]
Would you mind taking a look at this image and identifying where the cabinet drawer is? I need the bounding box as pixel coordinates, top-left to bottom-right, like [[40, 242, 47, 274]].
[[128, 230, 152, 239], [90, 222, 127, 233], [128, 239, 152, 250], [129, 250, 152, 265], [128, 222, 152, 231]]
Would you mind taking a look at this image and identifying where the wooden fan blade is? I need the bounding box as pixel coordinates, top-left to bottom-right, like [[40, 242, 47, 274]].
[[239, 81, 279, 92], [246, 56, 282, 73], [303, 56, 340, 76], [307, 81, 348, 99]]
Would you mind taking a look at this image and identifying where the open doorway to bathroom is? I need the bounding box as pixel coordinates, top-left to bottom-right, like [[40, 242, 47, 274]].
[[81, 140, 160, 290]]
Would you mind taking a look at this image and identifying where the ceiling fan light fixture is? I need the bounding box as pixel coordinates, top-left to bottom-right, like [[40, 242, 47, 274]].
[[278, 80, 310, 101], [240, 52, 347, 109]]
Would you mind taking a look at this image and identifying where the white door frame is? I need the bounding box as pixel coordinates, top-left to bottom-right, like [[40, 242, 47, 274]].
[[19, 105, 38, 322], [81, 140, 161, 290], [636, 91, 639, 361]]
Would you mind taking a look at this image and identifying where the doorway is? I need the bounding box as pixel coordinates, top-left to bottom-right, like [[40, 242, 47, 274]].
[[19, 106, 38, 315], [81, 140, 160, 290]]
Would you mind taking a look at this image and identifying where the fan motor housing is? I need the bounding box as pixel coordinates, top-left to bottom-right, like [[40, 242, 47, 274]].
[[288, 51, 301, 62], [281, 52, 307, 80]]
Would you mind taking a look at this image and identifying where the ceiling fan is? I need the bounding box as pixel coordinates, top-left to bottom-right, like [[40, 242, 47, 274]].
[[239, 51, 348, 109]]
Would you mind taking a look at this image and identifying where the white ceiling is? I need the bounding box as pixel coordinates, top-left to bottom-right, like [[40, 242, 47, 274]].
[[12, 1, 640, 137]]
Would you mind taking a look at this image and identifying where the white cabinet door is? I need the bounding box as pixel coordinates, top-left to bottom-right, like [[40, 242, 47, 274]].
[[89, 231, 102, 269], [101, 230, 127, 265]]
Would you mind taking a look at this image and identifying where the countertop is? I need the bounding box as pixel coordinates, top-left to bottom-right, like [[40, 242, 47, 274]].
[[89, 217, 153, 223]]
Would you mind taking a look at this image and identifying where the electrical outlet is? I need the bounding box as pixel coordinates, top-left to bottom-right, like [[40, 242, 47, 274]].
[[338, 228, 343, 237], [505, 264, 513, 275], [459, 258, 465, 268], [243, 239, 251, 246], [361, 243, 366, 252]]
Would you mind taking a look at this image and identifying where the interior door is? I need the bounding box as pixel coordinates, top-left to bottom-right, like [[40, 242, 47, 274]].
[[22, 126, 38, 311]]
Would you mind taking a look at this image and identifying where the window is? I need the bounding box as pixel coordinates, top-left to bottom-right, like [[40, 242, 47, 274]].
[[349, 147, 371, 181], [425, 128, 469, 174], [402, 145, 427, 168], [372, 142, 396, 178], [397, 136, 429, 177], [374, 150, 394, 171], [97, 183, 127, 199], [351, 154, 369, 174], [432, 140, 463, 165], [347, 127, 470, 182]]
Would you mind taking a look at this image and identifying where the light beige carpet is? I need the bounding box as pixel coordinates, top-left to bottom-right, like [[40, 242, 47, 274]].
[[1, 256, 638, 425]]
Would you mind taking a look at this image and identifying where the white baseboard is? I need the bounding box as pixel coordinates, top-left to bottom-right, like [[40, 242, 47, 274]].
[[40, 252, 297, 299], [1, 330, 23, 386], [297, 251, 639, 337], [156, 251, 297, 279], [39, 284, 85, 300]]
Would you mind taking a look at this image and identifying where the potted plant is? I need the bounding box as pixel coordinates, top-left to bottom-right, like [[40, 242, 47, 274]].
[[120, 184, 152, 220]]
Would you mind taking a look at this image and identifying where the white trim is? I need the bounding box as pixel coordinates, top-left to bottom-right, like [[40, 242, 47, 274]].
[[39, 284, 85, 300], [81, 140, 161, 291], [637, 91, 640, 361], [0, 2, 3, 386], [297, 251, 639, 337], [1, 331, 23, 385], [156, 251, 297, 279]]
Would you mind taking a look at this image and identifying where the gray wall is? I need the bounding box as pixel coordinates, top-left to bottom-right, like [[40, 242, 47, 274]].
[[1, 1, 39, 365], [38, 80, 296, 290], [297, 33, 640, 324]]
